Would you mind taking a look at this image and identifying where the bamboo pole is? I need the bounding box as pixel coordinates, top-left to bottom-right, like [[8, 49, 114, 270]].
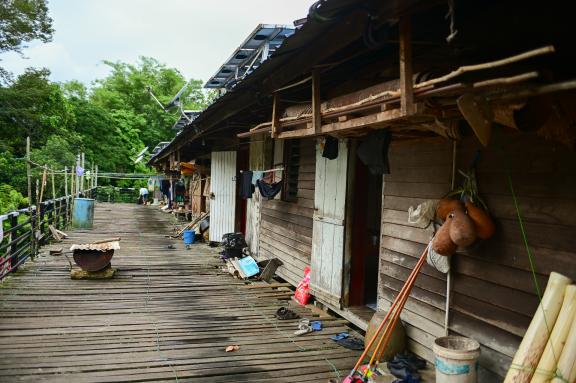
[[80, 153, 85, 194], [51, 170, 56, 200], [26, 137, 34, 256], [70, 165, 75, 199], [350, 245, 428, 376], [550, 315, 576, 383], [64, 166, 68, 196], [504, 272, 572, 383], [38, 167, 47, 208], [75, 154, 80, 196], [532, 285, 576, 382]]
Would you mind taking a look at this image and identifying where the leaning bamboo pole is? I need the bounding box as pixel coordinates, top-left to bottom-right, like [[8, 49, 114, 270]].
[[531, 285, 576, 382], [504, 272, 572, 383], [550, 316, 576, 383], [348, 244, 429, 378]]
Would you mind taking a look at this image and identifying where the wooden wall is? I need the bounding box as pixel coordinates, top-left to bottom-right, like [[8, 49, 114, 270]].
[[257, 139, 316, 287], [378, 132, 576, 381]]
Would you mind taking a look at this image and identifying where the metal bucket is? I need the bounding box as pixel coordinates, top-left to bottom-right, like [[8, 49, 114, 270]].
[[72, 198, 95, 229]]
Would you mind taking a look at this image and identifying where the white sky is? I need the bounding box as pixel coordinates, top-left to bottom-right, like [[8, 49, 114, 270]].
[[0, 0, 313, 85]]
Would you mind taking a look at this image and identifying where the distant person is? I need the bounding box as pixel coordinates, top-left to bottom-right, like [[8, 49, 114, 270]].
[[139, 187, 149, 205]]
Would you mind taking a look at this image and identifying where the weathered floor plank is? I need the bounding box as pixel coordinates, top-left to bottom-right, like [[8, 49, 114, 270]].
[[0, 203, 362, 382]]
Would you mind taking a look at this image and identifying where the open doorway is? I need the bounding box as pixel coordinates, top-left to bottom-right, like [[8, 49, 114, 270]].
[[348, 152, 383, 311]]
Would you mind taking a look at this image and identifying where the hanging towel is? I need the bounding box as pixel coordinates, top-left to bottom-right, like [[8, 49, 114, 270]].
[[240, 171, 255, 199], [251, 171, 264, 186], [322, 136, 339, 160], [256, 179, 283, 200], [357, 130, 392, 174]]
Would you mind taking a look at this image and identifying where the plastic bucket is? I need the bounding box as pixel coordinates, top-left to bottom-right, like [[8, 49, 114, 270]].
[[183, 230, 196, 245], [72, 198, 95, 229], [433, 336, 480, 383]]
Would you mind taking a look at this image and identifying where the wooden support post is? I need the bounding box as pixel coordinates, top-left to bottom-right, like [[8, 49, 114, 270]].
[[271, 93, 281, 138], [312, 70, 322, 134], [75, 155, 80, 196], [64, 166, 68, 196], [399, 15, 414, 116], [70, 164, 75, 198], [80, 153, 85, 194], [26, 137, 33, 256], [9, 214, 18, 271], [51, 170, 56, 200]]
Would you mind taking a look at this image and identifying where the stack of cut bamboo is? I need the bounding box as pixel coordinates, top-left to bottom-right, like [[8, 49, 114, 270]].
[[504, 272, 576, 383]]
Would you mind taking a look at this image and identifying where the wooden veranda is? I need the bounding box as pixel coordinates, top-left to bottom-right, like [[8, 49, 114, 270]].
[[0, 203, 362, 382]]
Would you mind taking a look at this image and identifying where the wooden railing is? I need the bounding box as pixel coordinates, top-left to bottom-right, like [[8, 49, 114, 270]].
[[0, 188, 97, 281]]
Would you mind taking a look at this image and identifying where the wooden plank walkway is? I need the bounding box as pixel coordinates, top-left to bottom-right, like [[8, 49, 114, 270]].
[[0, 203, 363, 382]]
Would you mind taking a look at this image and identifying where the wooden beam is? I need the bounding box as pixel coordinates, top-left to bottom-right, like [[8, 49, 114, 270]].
[[271, 93, 281, 138], [275, 103, 425, 139], [312, 70, 322, 134], [277, 127, 315, 139], [399, 15, 414, 116]]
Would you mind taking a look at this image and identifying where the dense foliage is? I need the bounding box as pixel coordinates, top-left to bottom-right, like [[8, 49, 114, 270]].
[[0, 1, 213, 214]]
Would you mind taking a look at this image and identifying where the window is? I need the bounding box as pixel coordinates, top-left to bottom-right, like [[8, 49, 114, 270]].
[[282, 139, 300, 202]]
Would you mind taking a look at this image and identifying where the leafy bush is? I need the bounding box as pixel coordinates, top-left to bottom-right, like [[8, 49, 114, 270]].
[[0, 184, 28, 215]]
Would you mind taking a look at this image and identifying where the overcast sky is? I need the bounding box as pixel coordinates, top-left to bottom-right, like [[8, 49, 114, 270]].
[[0, 0, 313, 85]]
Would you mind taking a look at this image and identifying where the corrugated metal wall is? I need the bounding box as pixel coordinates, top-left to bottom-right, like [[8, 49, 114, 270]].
[[209, 151, 237, 242]]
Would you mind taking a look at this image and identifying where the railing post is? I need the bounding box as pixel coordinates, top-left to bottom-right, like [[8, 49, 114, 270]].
[[39, 203, 46, 244], [9, 214, 18, 272]]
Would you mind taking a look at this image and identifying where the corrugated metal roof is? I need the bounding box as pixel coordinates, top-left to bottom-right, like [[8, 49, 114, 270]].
[[172, 110, 201, 131], [204, 24, 295, 89]]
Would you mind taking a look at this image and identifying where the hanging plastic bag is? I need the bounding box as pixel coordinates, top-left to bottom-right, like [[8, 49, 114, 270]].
[[408, 200, 438, 228], [294, 266, 311, 305]]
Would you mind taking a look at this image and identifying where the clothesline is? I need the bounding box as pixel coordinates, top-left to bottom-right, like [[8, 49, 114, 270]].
[[240, 167, 284, 174]]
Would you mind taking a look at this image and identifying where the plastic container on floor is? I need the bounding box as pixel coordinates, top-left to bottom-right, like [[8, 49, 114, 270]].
[[433, 336, 480, 383], [183, 230, 195, 245], [72, 198, 95, 229]]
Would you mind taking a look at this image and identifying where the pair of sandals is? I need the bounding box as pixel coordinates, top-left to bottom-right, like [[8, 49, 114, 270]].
[[331, 332, 365, 350], [294, 319, 322, 335], [275, 307, 299, 320]]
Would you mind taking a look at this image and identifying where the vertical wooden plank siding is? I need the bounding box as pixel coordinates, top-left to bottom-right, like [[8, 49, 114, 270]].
[[378, 133, 576, 381], [209, 151, 237, 242], [310, 139, 349, 308], [257, 139, 316, 286]]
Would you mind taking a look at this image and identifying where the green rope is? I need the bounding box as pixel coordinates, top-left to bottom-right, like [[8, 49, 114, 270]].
[[495, 127, 567, 382], [246, 301, 342, 379], [140, 230, 180, 382]]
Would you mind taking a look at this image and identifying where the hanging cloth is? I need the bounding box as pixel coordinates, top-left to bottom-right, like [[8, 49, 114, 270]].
[[256, 179, 283, 200], [357, 130, 392, 175], [251, 171, 264, 186], [322, 136, 339, 160], [240, 171, 255, 199]]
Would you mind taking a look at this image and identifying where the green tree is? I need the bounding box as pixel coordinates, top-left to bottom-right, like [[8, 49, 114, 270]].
[[0, 0, 53, 54], [0, 0, 54, 83], [0, 68, 74, 155]]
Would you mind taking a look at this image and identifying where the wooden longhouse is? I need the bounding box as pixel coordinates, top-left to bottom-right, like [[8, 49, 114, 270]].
[[149, 1, 576, 380]]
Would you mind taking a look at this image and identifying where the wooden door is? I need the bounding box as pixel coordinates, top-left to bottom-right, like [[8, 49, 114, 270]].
[[310, 138, 348, 308], [209, 151, 237, 242]]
